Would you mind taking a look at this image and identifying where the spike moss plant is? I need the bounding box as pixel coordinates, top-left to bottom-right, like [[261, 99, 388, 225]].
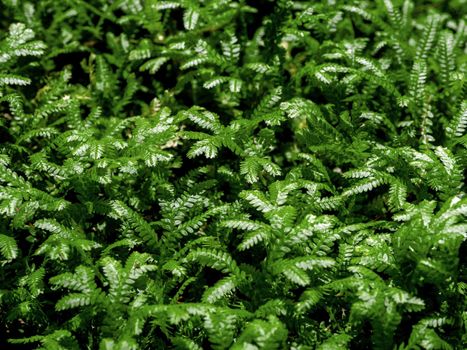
[[0, 0, 466, 349]]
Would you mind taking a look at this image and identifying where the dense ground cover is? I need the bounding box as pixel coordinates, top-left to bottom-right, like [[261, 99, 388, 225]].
[[1, 0, 466, 349]]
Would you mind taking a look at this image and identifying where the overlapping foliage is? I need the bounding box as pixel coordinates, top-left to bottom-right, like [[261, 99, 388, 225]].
[[0, 0, 466, 349]]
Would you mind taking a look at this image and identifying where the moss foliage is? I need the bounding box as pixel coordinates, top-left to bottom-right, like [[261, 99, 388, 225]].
[[0, 0, 466, 349]]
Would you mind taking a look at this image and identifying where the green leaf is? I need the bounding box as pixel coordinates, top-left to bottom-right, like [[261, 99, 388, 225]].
[[0, 234, 18, 261], [184, 8, 200, 31]]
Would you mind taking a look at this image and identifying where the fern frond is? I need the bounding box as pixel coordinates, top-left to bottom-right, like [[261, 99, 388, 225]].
[[202, 276, 237, 304], [446, 101, 467, 139], [0, 234, 18, 261]]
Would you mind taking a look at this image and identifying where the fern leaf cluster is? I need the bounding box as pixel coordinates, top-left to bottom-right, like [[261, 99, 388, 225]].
[[1, 0, 466, 349]]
